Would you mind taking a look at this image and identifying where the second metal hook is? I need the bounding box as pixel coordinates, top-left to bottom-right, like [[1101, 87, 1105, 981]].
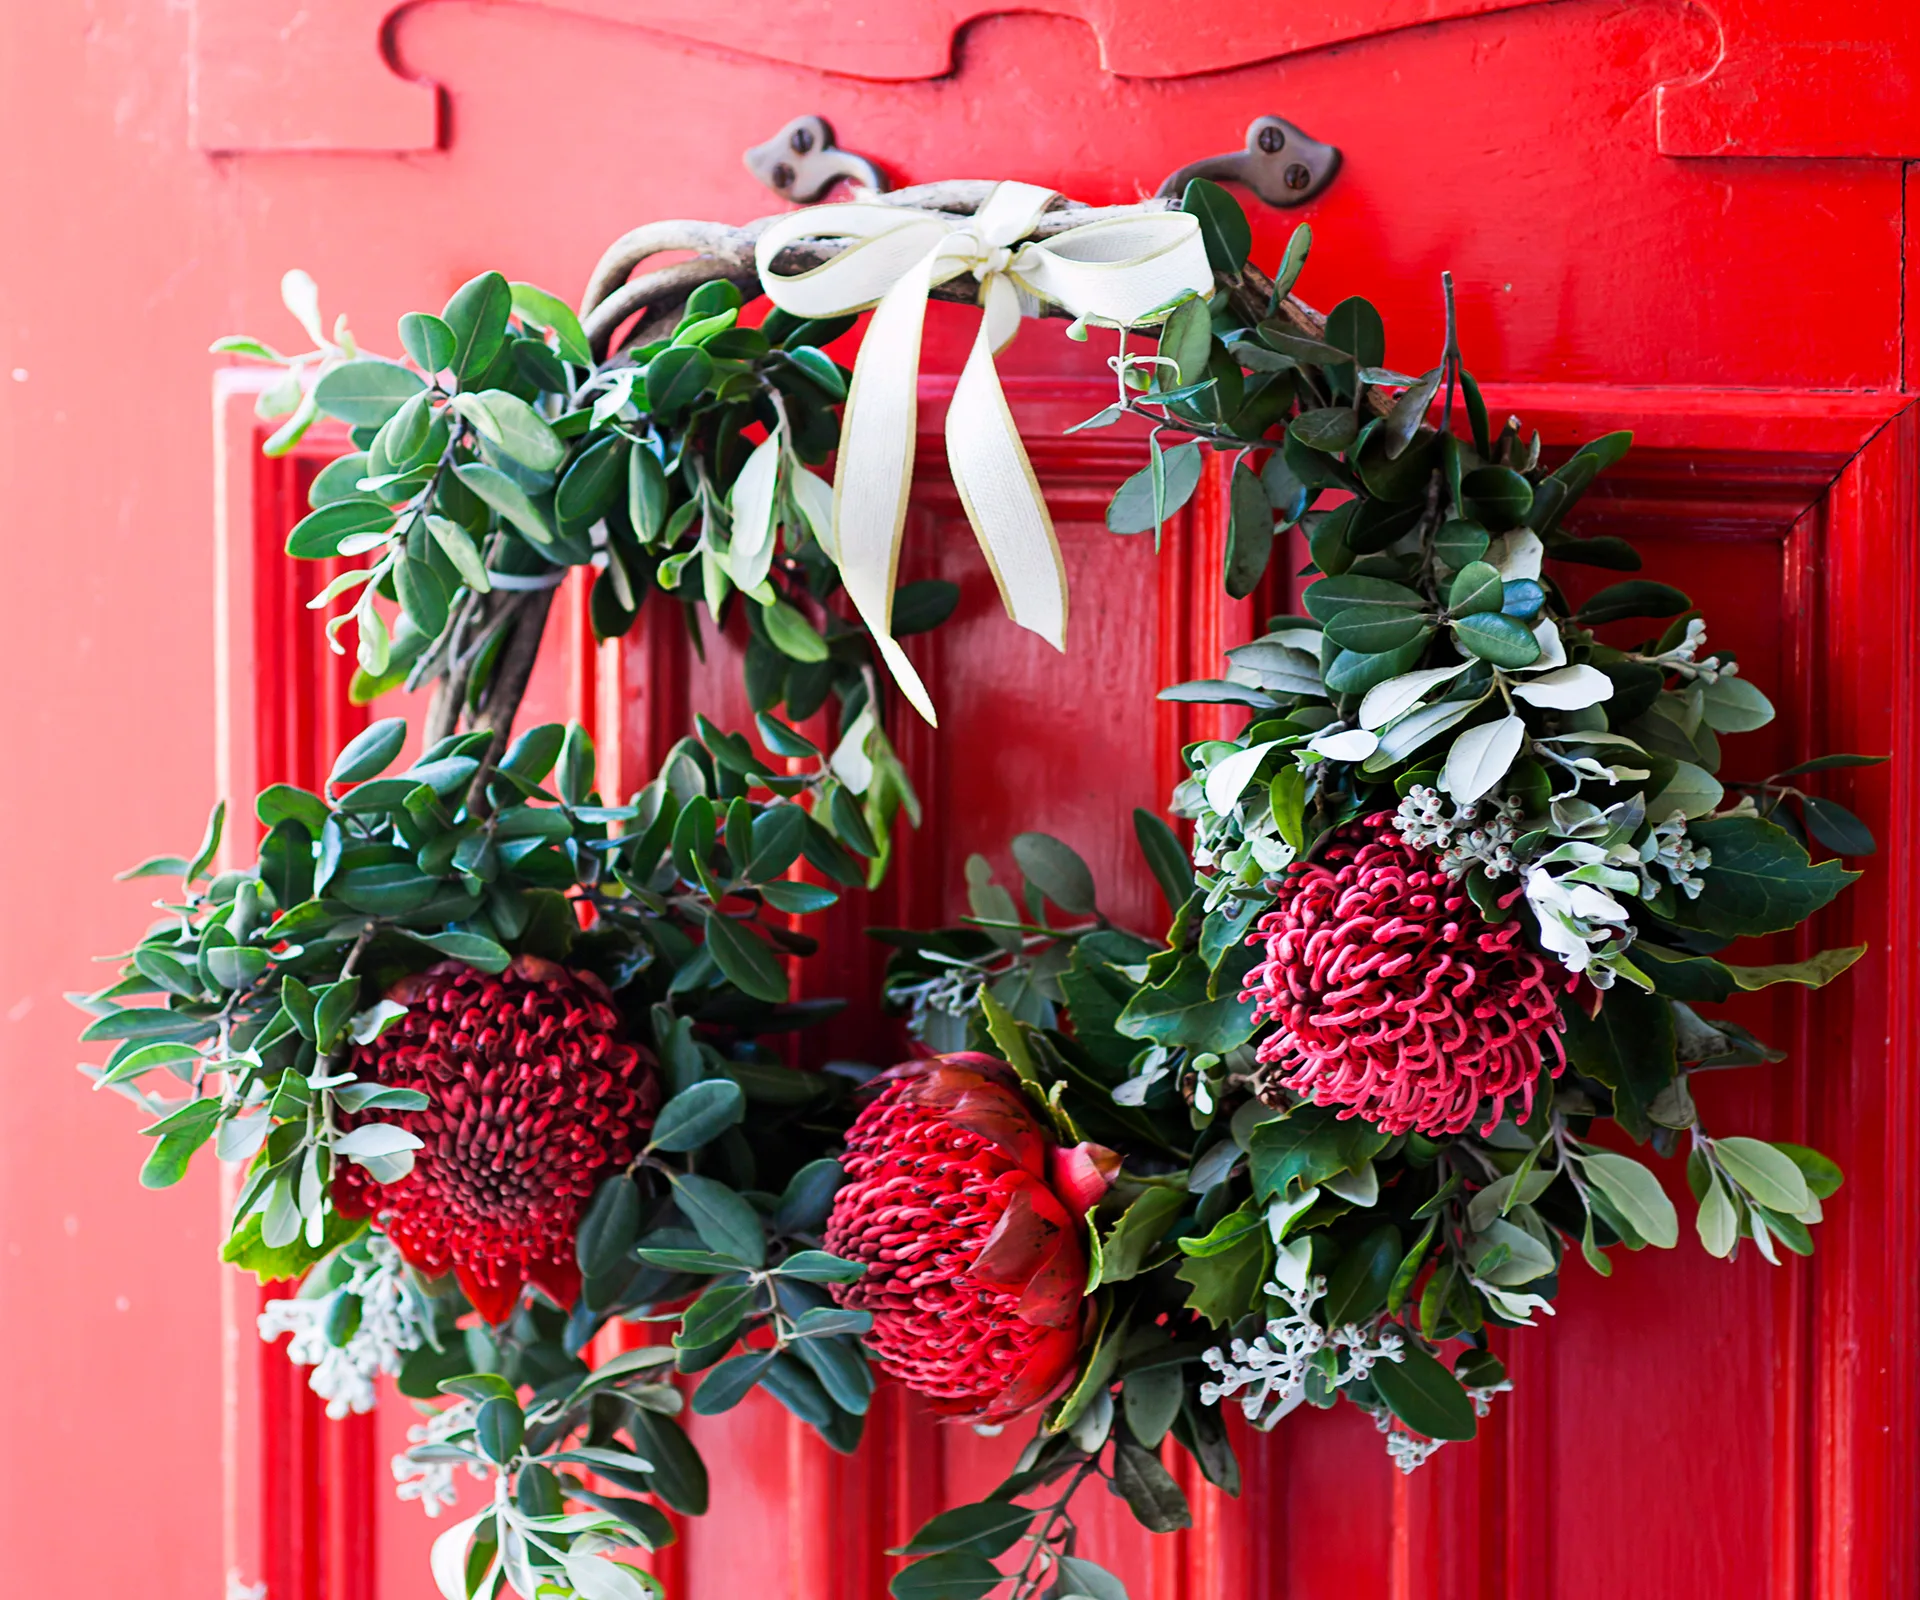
[[1156, 116, 1341, 209]]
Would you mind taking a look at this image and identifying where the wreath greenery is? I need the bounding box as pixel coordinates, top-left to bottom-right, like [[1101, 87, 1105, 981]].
[[74, 176, 1875, 1600]]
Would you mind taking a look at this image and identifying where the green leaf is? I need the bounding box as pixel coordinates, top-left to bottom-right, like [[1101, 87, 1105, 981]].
[[1108, 441, 1203, 535], [888, 1552, 1004, 1600], [1181, 177, 1251, 275], [1249, 1111, 1351, 1200], [1713, 1137, 1813, 1214], [701, 912, 790, 1003], [1323, 1224, 1402, 1326], [1271, 223, 1311, 299], [1578, 1150, 1679, 1248], [628, 445, 670, 542], [576, 1175, 640, 1279], [443, 271, 513, 380], [475, 1397, 525, 1464], [1460, 467, 1533, 531], [454, 390, 565, 473], [1323, 297, 1386, 369], [1123, 1364, 1185, 1451], [1174, 1223, 1268, 1326], [1055, 1557, 1130, 1600], [1225, 461, 1274, 598], [1371, 1343, 1477, 1441], [1658, 816, 1859, 938], [509, 282, 593, 367], [676, 1283, 754, 1352], [1290, 407, 1359, 454], [773, 1250, 865, 1284], [1773, 1142, 1844, 1199], [892, 1502, 1036, 1558], [1304, 574, 1426, 634], [1560, 984, 1675, 1126], [1011, 832, 1096, 916], [138, 1099, 222, 1188], [1802, 796, 1876, 856], [285, 498, 395, 560], [1133, 809, 1195, 915], [328, 718, 407, 787], [454, 461, 556, 547], [1111, 1438, 1193, 1533], [762, 600, 831, 663], [648, 1079, 746, 1153], [1577, 581, 1692, 627], [313, 359, 425, 429], [1447, 560, 1504, 617], [691, 1350, 776, 1415], [398, 311, 456, 373], [669, 1173, 766, 1267], [1157, 296, 1213, 389], [223, 1209, 367, 1282], [645, 345, 714, 420], [1451, 611, 1542, 668], [397, 929, 511, 973]]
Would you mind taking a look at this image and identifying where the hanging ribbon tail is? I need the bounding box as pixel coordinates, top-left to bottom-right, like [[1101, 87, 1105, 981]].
[[946, 273, 1068, 651], [829, 246, 944, 724]]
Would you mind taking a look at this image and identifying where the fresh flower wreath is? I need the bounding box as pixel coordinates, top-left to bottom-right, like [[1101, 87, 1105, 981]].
[[74, 174, 1875, 1600]]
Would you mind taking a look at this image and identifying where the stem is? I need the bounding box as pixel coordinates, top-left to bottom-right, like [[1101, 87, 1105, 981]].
[[461, 585, 559, 816]]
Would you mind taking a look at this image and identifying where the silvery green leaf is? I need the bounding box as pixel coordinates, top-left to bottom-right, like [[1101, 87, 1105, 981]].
[[1472, 1279, 1557, 1325], [1467, 1168, 1554, 1232], [1441, 715, 1527, 804], [1307, 727, 1378, 762], [1359, 662, 1472, 731], [430, 1511, 490, 1600], [1577, 1150, 1679, 1248], [1648, 760, 1724, 821], [1322, 1161, 1378, 1206], [1512, 664, 1615, 710], [1204, 740, 1285, 815], [262, 1177, 302, 1248], [1527, 615, 1567, 670], [334, 1122, 425, 1159], [1262, 626, 1325, 653], [1488, 529, 1544, 581], [1700, 675, 1775, 733], [1749, 1207, 1781, 1264], [281, 268, 327, 347], [216, 1111, 270, 1163], [1713, 1137, 1813, 1214], [1224, 641, 1322, 695], [1469, 1218, 1556, 1284], [790, 464, 837, 559], [1369, 695, 1481, 766], [1068, 1384, 1113, 1453], [829, 705, 876, 795], [349, 999, 409, 1045], [561, 1553, 659, 1600], [726, 429, 783, 593]]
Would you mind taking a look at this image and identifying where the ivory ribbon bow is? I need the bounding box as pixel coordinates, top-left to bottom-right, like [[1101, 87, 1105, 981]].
[[755, 181, 1213, 724]]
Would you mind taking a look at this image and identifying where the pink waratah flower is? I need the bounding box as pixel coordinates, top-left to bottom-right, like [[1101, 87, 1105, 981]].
[[1242, 814, 1571, 1137], [824, 1053, 1115, 1421]]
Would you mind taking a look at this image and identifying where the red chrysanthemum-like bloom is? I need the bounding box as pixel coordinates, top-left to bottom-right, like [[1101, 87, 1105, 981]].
[[824, 1053, 1115, 1422], [1243, 815, 1569, 1137], [333, 956, 656, 1323]]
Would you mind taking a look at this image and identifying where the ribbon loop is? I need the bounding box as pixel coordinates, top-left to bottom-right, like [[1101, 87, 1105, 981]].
[[756, 183, 1212, 724]]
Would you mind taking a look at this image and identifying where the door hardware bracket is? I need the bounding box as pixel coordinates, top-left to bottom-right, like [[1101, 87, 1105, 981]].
[[1157, 116, 1341, 209], [744, 115, 888, 204]]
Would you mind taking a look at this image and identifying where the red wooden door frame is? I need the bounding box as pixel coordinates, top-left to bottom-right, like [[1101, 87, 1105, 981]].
[[217, 369, 1918, 1597]]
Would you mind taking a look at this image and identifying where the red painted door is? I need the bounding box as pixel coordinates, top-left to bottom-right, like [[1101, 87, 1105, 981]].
[[13, 4, 1920, 1599]]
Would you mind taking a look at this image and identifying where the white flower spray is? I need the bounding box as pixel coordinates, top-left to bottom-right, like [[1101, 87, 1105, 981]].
[[257, 1234, 429, 1419]]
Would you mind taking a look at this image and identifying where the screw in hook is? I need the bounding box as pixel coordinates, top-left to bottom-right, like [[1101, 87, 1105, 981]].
[[1258, 124, 1287, 154], [1284, 163, 1312, 191], [790, 126, 815, 155], [770, 162, 795, 190]]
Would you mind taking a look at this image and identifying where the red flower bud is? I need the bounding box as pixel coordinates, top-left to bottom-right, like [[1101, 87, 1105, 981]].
[[824, 1053, 1110, 1421], [332, 956, 657, 1323]]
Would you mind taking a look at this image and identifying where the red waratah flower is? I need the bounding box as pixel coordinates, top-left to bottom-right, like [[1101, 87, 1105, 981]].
[[1243, 815, 1570, 1137], [332, 955, 656, 1323], [824, 1053, 1115, 1422]]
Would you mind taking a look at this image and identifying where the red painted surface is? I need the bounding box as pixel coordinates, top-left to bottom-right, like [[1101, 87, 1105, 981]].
[[7, 3, 1920, 1597]]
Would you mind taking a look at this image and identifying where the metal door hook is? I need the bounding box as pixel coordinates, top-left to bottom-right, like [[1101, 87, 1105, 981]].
[[1157, 116, 1341, 209], [744, 115, 888, 204]]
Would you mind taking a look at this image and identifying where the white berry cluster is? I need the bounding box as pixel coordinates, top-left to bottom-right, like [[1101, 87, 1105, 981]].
[[1393, 785, 1523, 879]]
